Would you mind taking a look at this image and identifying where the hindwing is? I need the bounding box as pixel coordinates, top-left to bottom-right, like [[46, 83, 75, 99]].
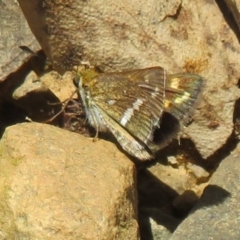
[[164, 73, 204, 125]]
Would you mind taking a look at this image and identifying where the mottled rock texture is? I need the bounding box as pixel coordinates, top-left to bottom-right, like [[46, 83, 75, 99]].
[[17, 0, 240, 158], [0, 123, 139, 240]]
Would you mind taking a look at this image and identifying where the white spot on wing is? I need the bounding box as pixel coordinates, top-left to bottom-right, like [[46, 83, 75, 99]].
[[107, 99, 116, 105], [133, 98, 143, 109], [120, 98, 144, 126], [120, 108, 134, 126], [151, 87, 160, 98]]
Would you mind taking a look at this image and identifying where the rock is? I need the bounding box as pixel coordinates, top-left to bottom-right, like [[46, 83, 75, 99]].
[[0, 0, 40, 82], [137, 153, 209, 239], [167, 156, 178, 168], [40, 70, 76, 103], [172, 190, 199, 217], [0, 122, 139, 240], [17, 0, 240, 158], [171, 142, 240, 239], [143, 161, 206, 196], [186, 163, 210, 182], [139, 208, 180, 240], [12, 71, 46, 99], [11, 70, 61, 122], [11, 69, 77, 122]]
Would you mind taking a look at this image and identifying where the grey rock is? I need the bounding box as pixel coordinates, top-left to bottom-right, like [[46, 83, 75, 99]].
[[171, 143, 240, 240], [0, 0, 40, 82], [139, 208, 180, 240]]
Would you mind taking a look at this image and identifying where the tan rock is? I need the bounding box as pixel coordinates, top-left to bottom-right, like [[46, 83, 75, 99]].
[[18, 0, 240, 158], [186, 162, 210, 183], [146, 161, 203, 196], [0, 123, 138, 240], [11, 69, 77, 122], [40, 70, 77, 102]]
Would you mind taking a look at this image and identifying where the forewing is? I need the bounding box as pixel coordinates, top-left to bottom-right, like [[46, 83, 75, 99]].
[[91, 67, 166, 144]]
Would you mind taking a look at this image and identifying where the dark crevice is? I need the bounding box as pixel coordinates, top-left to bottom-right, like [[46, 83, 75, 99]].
[[237, 79, 240, 88], [206, 132, 238, 163], [215, 0, 240, 43], [0, 101, 27, 137], [233, 98, 240, 138], [160, 1, 182, 22]]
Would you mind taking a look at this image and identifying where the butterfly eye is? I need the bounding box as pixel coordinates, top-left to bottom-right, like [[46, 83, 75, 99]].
[[73, 75, 80, 88]]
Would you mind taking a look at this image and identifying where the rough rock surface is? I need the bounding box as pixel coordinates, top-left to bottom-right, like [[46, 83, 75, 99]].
[[11, 69, 76, 122], [171, 142, 240, 240], [0, 123, 138, 240], [137, 156, 209, 239], [139, 208, 180, 240], [0, 0, 40, 82], [2, 1, 240, 239], [17, 0, 240, 158]]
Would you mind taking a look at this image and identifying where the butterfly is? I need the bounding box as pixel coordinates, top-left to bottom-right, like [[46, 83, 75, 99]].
[[75, 66, 203, 160]]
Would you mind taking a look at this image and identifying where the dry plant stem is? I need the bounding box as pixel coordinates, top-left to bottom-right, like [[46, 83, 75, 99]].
[[44, 89, 78, 123]]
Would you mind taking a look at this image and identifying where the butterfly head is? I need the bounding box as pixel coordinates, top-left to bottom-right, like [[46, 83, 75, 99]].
[[74, 68, 99, 88]]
